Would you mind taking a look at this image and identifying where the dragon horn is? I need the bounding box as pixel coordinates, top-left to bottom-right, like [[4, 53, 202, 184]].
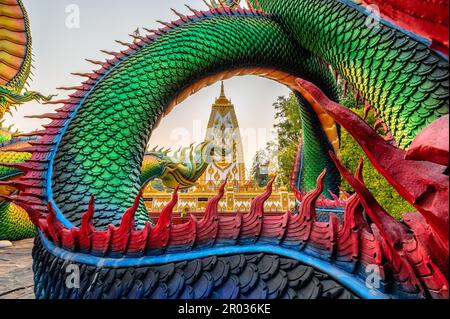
[[115, 40, 132, 47], [203, 0, 213, 9], [171, 8, 187, 19], [184, 4, 201, 15], [156, 20, 175, 29], [85, 58, 105, 66], [143, 28, 159, 34]]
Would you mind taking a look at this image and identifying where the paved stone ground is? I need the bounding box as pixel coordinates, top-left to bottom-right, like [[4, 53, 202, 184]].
[[0, 238, 35, 299]]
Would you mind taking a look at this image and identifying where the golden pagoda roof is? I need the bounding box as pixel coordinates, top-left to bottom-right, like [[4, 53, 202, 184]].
[[213, 81, 234, 108]]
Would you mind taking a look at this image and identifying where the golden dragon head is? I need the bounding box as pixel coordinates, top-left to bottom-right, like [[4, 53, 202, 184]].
[[141, 141, 217, 190]]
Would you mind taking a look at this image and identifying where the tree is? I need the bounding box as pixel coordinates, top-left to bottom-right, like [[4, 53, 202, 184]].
[[269, 85, 414, 220], [273, 94, 302, 187], [338, 98, 415, 220]]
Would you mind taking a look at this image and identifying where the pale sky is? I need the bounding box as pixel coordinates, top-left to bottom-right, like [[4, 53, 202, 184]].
[[4, 0, 291, 168]]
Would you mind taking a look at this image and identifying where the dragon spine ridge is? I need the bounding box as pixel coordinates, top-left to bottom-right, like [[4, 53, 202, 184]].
[[7, 6, 323, 225], [35, 165, 447, 298]]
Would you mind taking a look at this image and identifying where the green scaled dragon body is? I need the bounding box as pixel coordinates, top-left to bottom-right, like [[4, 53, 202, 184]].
[[0, 127, 212, 240], [0, 0, 210, 241], [1, 0, 449, 299]]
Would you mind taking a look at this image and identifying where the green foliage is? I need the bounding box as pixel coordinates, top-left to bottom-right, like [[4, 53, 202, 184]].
[[273, 94, 302, 187], [250, 94, 301, 188], [268, 88, 414, 220], [338, 99, 415, 220]]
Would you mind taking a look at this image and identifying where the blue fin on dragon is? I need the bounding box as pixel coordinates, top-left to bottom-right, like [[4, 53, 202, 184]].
[[0, 0, 448, 299]]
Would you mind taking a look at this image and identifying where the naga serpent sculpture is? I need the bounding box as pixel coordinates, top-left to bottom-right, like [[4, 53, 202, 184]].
[[0, 0, 54, 241], [0, 0, 448, 299], [0, 0, 213, 241], [1, 134, 212, 240]]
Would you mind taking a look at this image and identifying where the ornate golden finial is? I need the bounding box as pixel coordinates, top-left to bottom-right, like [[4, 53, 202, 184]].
[[214, 81, 232, 106], [220, 81, 226, 98]]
